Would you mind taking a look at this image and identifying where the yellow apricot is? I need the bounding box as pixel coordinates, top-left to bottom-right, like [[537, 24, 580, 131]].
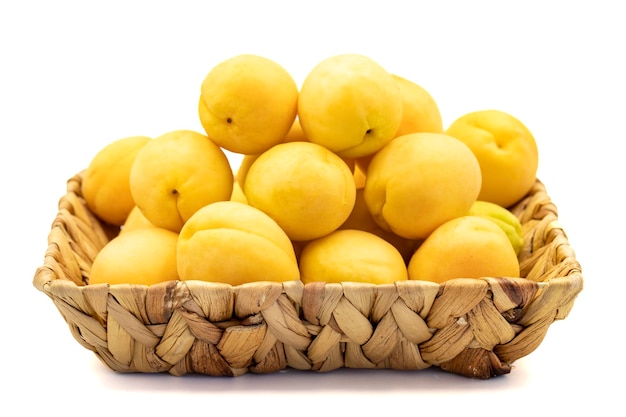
[[445, 109, 539, 207], [235, 119, 309, 190], [364, 132, 481, 240], [284, 118, 308, 143], [467, 200, 524, 256], [177, 201, 299, 286], [198, 54, 298, 155], [235, 153, 258, 190], [353, 162, 367, 189], [392, 74, 443, 136], [89, 228, 179, 285], [339, 188, 421, 263], [129, 129, 233, 233], [230, 180, 248, 204], [119, 205, 156, 235], [299, 229, 408, 284], [82, 135, 151, 226], [408, 216, 520, 283], [298, 54, 403, 159], [244, 141, 356, 242]]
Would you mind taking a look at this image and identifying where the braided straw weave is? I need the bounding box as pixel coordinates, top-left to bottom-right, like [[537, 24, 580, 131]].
[[33, 172, 583, 379]]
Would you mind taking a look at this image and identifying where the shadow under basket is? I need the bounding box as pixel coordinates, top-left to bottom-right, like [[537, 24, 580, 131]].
[[33, 172, 583, 379]]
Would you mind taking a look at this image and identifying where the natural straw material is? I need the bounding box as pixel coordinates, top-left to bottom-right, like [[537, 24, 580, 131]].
[[33, 172, 583, 379]]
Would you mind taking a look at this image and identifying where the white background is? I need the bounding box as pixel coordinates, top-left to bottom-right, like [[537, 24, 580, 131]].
[[2, 1, 623, 415]]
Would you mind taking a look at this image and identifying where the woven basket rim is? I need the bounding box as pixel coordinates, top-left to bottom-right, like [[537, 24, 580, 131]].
[[33, 172, 583, 292]]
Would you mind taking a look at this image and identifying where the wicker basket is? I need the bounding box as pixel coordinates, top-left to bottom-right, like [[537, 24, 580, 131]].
[[33, 171, 583, 379]]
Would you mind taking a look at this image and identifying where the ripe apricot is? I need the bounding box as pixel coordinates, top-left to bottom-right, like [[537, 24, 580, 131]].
[[177, 201, 299, 285], [244, 141, 356, 241], [89, 228, 179, 285], [82, 135, 151, 226], [446, 109, 539, 207], [364, 132, 481, 240], [408, 216, 520, 283], [298, 54, 402, 159], [299, 229, 408, 284], [198, 54, 298, 155]]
